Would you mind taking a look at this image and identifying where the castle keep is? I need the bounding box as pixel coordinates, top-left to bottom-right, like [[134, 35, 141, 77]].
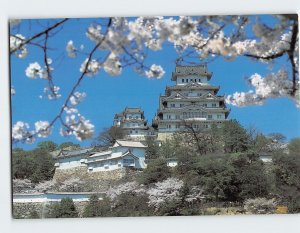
[[115, 64, 230, 140]]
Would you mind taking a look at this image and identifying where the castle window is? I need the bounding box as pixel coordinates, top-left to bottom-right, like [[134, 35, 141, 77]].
[[186, 79, 188, 82], [182, 79, 184, 83], [208, 115, 212, 119], [171, 103, 175, 108], [212, 103, 217, 107], [176, 124, 180, 129], [217, 114, 222, 119], [198, 79, 201, 82], [203, 103, 207, 107], [180, 104, 184, 107]]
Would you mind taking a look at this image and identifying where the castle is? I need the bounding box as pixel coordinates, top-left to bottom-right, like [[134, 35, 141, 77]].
[[114, 64, 230, 140], [54, 64, 230, 171]]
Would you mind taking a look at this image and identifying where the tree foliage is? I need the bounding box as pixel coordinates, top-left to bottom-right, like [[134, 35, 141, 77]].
[[47, 198, 78, 218], [223, 120, 249, 153], [83, 195, 111, 217], [12, 147, 55, 183], [139, 158, 171, 185], [288, 138, 300, 155], [92, 126, 124, 147], [273, 152, 300, 212]]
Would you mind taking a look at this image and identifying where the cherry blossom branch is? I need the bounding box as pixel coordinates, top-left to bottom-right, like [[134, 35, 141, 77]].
[[10, 18, 69, 54]]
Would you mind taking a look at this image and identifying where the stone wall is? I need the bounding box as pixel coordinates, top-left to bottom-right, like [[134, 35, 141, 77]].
[[53, 167, 126, 182], [52, 167, 138, 192], [13, 201, 90, 219]]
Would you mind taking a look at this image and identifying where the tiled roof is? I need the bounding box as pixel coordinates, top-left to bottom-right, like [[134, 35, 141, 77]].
[[57, 147, 94, 158], [114, 140, 147, 148]]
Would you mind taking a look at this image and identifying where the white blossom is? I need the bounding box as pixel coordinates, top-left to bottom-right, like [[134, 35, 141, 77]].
[[43, 86, 61, 100], [34, 121, 51, 137], [106, 182, 140, 200], [86, 25, 103, 42], [145, 64, 165, 79], [226, 70, 296, 107], [69, 91, 86, 106], [25, 62, 42, 79], [12, 121, 30, 141], [12, 121, 35, 143], [66, 40, 77, 58], [147, 178, 184, 208], [60, 113, 95, 141], [80, 58, 101, 76], [10, 34, 28, 58], [103, 53, 122, 76]]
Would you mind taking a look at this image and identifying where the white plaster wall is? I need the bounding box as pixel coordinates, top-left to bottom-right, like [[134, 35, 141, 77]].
[[57, 156, 86, 169], [88, 159, 122, 172]]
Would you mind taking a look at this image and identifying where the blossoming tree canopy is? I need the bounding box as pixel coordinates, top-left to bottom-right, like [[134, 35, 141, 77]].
[[10, 15, 299, 143]]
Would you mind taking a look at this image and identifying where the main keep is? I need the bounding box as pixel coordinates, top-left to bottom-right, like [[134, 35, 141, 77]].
[[153, 64, 230, 140], [113, 64, 230, 140]]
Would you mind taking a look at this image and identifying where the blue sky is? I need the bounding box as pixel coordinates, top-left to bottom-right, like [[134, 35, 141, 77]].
[[10, 17, 300, 150]]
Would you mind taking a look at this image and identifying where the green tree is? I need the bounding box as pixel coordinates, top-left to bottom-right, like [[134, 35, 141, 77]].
[[59, 141, 80, 150], [12, 148, 55, 183], [83, 195, 111, 217], [92, 126, 125, 147], [231, 154, 270, 200], [273, 153, 300, 213], [145, 137, 160, 160], [195, 157, 238, 201], [112, 192, 152, 217], [140, 158, 171, 185], [223, 120, 249, 153], [288, 138, 300, 155], [37, 141, 58, 152], [48, 198, 78, 218]]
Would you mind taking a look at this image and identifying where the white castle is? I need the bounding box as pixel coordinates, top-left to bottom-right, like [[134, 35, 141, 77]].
[[114, 64, 230, 140], [54, 64, 230, 171]]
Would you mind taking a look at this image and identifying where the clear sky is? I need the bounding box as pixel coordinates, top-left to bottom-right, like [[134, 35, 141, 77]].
[[10, 17, 300, 150]]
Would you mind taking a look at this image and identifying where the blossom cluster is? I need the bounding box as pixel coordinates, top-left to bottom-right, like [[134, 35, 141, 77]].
[[10, 34, 28, 58], [60, 104, 95, 141], [226, 70, 298, 107], [147, 178, 184, 208], [12, 120, 51, 143], [43, 85, 61, 100], [25, 60, 53, 80]]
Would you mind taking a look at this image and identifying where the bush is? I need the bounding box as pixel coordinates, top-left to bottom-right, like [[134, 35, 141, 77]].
[[139, 158, 171, 185], [244, 198, 277, 214], [83, 195, 111, 217], [47, 198, 78, 218]]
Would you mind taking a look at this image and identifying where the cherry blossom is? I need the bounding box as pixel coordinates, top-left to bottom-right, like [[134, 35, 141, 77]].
[[10, 34, 28, 58], [80, 58, 101, 76], [10, 15, 299, 143], [226, 70, 297, 107], [70, 92, 86, 106], [66, 40, 77, 58], [34, 121, 51, 138], [145, 64, 165, 79], [147, 178, 183, 208]]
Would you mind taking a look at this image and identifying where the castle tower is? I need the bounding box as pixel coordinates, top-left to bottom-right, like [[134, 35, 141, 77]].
[[113, 107, 154, 140], [153, 64, 230, 140]]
